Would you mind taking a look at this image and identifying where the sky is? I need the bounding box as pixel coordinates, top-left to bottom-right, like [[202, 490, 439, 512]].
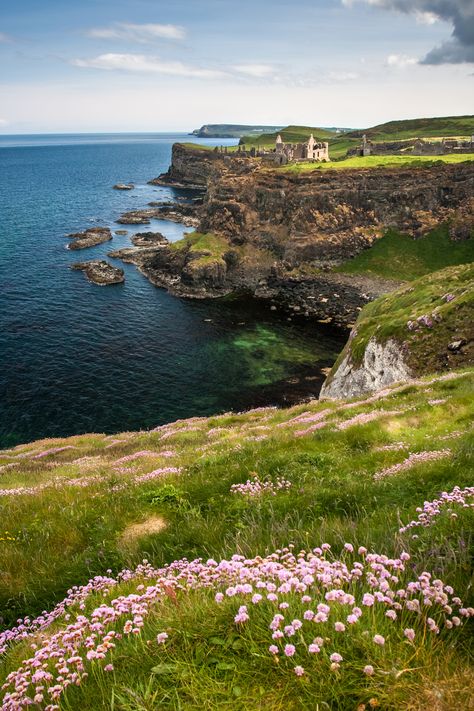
[[0, 0, 473, 133]]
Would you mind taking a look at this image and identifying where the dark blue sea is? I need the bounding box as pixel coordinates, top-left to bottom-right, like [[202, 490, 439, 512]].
[[0, 133, 345, 447]]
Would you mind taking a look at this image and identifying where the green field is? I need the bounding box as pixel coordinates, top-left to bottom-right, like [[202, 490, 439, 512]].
[[281, 153, 474, 173], [1, 355, 473, 708], [337, 225, 474, 281]]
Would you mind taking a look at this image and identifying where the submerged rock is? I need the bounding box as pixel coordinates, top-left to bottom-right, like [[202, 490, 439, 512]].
[[71, 260, 125, 285], [66, 227, 112, 250]]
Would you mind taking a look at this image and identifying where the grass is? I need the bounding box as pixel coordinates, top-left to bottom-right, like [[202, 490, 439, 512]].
[[337, 225, 474, 281], [280, 153, 474, 172], [0, 364, 473, 708]]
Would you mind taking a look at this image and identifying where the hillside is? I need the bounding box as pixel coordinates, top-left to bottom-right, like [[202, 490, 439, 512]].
[[0, 365, 473, 709], [347, 115, 474, 141], [238, 116, 474, 160]]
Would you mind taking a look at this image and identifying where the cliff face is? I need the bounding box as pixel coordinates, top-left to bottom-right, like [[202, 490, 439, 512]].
[[150, 143, 257, 188], [128, 147, 474, 326], [200, 163, 474, 265]]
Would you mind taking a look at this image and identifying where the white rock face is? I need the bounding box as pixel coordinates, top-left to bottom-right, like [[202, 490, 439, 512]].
[[320, 337, 412, 400]]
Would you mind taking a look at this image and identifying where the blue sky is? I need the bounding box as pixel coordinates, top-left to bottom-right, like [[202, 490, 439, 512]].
[[0, 0, 472, 133]]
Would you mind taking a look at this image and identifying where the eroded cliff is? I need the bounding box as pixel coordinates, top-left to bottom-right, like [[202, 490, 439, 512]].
[[124, 148, 474, 326]]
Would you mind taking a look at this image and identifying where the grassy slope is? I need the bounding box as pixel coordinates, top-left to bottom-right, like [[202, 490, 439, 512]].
[[0, 367, 473, 709], [337, 225, 474, 281], [327, 264, 473, 380], [347, 115, 474, 141]]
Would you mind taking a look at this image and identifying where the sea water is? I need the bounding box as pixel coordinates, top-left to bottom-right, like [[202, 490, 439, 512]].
[[0, 133, 346, 447]]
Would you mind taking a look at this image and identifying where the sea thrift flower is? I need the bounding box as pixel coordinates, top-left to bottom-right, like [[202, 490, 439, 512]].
[[404, 628, 415, 642], [269, 645, 279, 655], [330, 653, 343, 663], [364, 665, 375, 676], [335, 622, 346, 632], [156, 632, 168, 644], [374, 450, 451, 481], [284, 644, 296, 657], [234, 606, 249, 624], [373, 635, 385, 646], [294, 665, 305, 676]]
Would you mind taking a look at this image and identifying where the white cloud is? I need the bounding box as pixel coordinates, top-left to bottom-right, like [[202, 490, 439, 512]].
[[386, 53, 418, 67], [86, 22, 186, 43], [414, 10, 439, 25], [0, 118, 8, 126], [231, 64, 276, 77], [72, 53, 225, 79]]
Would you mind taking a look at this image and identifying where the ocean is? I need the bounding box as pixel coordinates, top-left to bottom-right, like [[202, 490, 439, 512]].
[[0, 132, 346, 447]]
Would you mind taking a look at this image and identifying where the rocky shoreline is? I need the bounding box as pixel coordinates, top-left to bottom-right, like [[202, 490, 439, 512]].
[[105, 148, 473, 327], [68, 145, 473, 331]]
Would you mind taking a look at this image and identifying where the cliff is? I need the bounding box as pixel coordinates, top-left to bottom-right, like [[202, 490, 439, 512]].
[[127, 150, 474, 326], [321, 263, 474, 398], [149, 142, 257, 188]]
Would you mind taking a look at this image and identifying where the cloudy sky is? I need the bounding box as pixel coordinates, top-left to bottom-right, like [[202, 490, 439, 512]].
[[0, 0, 472, 133]]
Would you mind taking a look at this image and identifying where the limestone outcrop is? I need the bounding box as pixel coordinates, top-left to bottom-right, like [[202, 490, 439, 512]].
[[320, 338, 412, 399]]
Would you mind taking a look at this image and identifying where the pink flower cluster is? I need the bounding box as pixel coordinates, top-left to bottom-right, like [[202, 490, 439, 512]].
[[113, 451, 157, 465], [2, 544, 472, 709], [399, 485, 474, 533], [134, 467, 182, 484], [337, 410, 402, 431], [230, 474, 292, 497], [32, 446, 76, 460], [374, 449, 452, 481]]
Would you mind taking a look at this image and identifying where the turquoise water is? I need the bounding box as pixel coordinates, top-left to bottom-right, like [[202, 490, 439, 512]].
[[0, 133, 346, 447]]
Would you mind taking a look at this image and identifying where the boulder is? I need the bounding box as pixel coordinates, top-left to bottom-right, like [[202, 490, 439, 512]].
[[71, 260, 125, 285]]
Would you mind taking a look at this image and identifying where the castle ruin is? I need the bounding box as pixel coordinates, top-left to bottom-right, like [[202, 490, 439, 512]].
[[274, 134, 329, 165]]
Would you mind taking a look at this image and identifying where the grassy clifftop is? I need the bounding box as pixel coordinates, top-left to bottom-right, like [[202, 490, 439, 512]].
[[1, 365, 473, 708]]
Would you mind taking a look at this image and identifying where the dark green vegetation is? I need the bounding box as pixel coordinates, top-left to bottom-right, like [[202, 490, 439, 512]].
[[338, 225, 474, 281], [1, 367, 473, 708]]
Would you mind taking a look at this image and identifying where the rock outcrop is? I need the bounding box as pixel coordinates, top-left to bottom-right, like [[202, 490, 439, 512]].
[[131, 232, 168, 247], [66, 227, 112, 250], [71, 260, 125, 285], [320, 338, 412, 399], [149, 143, 258, 188], [200, 162, 474, 265], [113, 183, 134, 190], [117, 203, 200, 227], [320, 263, 474, 398]]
